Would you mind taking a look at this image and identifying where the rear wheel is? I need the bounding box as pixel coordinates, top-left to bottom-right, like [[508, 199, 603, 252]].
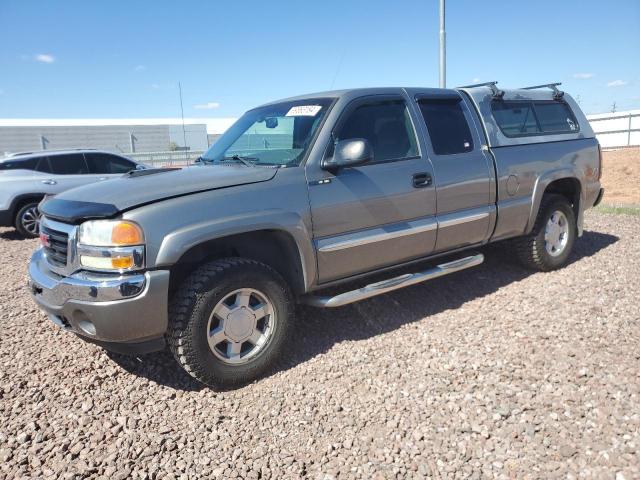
[[514, 194, 577, 271], [167, 257, 294, 388], [14, 202, 41, 238]]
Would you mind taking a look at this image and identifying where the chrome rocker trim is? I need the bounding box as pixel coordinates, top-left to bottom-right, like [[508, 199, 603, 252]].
[[301, 253, 484, 308]]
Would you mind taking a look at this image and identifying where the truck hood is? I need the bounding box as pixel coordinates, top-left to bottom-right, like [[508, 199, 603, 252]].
[[40, 165, 278, 223]]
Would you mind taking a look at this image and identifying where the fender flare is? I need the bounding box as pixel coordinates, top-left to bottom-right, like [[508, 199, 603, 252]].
[[154, 209, 317, 291], [525, 168, 585, 236]]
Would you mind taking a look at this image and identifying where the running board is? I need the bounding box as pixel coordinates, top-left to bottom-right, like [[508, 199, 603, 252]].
[[301, 253, 484, 308]]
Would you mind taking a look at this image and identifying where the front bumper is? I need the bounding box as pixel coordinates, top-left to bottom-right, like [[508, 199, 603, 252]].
[[28, 248, 170, 353]]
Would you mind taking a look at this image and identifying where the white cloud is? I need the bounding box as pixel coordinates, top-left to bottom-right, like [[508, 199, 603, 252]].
[[471, 77, 481, 83], [193, 101, 221, 110], [134, 65, 146, 71], [607, 80, 628, 87], [35, 54, 55, 64], [572, 73, 594, 79], [150, 83, 160, 89]]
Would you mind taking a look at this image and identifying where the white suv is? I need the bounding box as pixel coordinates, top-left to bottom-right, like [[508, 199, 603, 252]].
[[0, 149, 147, 237]]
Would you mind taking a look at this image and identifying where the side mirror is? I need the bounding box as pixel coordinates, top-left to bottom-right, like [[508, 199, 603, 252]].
[[323, 138, 373, 171]]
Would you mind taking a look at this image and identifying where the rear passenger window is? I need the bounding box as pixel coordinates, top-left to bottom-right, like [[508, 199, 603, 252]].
[[417, 99, 474, 155], [0, 158, 38, 170], [333, 99, 418, 163], [492, 100, 579, 137], [49, 154, 89, 174]]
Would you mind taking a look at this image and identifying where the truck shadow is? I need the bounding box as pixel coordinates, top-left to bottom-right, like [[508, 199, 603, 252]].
[[106, 230, 618, 391]]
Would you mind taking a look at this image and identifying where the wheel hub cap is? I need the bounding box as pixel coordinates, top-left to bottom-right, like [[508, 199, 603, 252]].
[[22, 207, 41, 235], [206, 288, 275, 365], [544, 210, 569, 257], [224, 307, 256, 342]]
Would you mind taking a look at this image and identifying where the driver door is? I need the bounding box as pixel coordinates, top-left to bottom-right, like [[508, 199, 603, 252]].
[[307, 95, 437, 283]]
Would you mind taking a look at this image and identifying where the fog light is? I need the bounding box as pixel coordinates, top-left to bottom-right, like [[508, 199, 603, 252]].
[[80, 255, 135, 270]]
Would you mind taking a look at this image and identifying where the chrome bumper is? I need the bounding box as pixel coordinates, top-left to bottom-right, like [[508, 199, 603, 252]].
[[29, 248, 146, 304], [28, 248, 170, 345]]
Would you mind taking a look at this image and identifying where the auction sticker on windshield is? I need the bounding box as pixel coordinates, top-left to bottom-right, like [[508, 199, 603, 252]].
[[286, 105, 322, 117]]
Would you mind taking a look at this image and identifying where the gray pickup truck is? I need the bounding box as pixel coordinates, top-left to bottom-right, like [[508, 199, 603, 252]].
[[29, 83, 604, 388]]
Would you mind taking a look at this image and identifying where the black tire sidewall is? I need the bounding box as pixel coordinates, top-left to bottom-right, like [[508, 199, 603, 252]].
[[14, 202, 40, 238], [533, 198, 576, 269], [178, 261, 293, 386]]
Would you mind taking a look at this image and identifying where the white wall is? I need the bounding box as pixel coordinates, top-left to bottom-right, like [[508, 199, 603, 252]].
[[587, 110, 640, 148]]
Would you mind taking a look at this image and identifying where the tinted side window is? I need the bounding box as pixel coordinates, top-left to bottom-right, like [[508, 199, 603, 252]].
[[35, 157, 52, 173], [105, 155, 136, 173], [418, 99, 474, 155], [86, 153, 136, 174], [84, 153, 108, 174], [534, 102, 579, 133], [0, 158, 38, 170], [492, 101, 540, 136], [49, 154, 89, 174], [334, 100, 418, 163]]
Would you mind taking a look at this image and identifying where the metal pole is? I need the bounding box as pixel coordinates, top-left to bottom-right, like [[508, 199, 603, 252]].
[[40, 135, 47, 150], [178, 82, 188, 164], [129, 132, 135, 153], [439, 0, 446, 88]]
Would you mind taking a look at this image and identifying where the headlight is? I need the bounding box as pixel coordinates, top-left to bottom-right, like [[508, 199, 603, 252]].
[[77, 220, 145, 272]]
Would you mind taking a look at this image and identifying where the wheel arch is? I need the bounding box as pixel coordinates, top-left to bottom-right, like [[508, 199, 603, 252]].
[[10, 193, 48, 220], [167, 229, 309, 297], [526, 170, 584, 236]]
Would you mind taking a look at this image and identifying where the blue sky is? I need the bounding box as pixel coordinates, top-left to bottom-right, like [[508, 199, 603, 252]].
[[0, 0, 638, 118]]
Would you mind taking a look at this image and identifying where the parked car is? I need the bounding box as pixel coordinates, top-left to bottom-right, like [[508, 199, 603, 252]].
[[0, 149, 147, 237], [29, 83, 604, 388]]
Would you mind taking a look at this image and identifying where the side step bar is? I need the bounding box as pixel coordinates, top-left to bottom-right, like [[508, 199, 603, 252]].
[[301, 253, 484, 308]]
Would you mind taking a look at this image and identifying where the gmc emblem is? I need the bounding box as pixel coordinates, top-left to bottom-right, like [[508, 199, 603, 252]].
[[39, 232, 50, 248]]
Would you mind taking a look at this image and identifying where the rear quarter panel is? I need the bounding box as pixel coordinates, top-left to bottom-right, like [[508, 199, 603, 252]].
[[490, 137, 601, 240]]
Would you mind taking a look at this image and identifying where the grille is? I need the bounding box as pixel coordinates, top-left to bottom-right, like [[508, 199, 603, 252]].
[[42, 225, 69, 268]]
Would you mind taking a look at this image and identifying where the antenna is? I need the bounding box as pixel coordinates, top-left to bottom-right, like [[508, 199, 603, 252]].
[[329, 49, 345, 90], [439, 0, 446, 88], [178, 82, 188, 163]]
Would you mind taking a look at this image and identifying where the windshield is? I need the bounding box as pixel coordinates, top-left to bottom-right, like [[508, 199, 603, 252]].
[[200, 98, 333, 167]]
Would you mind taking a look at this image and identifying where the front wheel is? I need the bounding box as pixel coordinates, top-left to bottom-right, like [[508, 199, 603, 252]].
[[514, 194, 577, 271], [167, 258, 294, 388], [14, 202, 41, 238]]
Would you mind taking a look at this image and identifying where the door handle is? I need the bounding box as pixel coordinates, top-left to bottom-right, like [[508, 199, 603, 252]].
[[41, 179, 57, 185], [412, 172, 432, 188]]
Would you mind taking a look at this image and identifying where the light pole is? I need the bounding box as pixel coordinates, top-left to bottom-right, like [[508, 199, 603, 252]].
[[439, 0, 446, 88]]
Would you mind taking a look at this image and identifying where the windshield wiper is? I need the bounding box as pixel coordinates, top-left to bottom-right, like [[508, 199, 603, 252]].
[[221, 155, 256, 167]]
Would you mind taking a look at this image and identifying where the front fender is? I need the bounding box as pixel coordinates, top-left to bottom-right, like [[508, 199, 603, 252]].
[[155, 209, 317, 291], [526, 168, 585, 236]]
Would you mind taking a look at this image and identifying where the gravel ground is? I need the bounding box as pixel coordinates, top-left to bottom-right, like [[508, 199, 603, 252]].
[[1, 211, 639, 479]]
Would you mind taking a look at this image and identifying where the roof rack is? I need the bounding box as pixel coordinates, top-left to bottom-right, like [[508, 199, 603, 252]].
[[8, 148, 98, 157], [458, 81, 504, 99], [521, 82, 564, 100]]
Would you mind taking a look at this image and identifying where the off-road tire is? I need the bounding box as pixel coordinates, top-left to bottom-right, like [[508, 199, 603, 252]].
[[167, 257, 294, 389], [14, 202, 41, 238], [513, 194, 576, 271]]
